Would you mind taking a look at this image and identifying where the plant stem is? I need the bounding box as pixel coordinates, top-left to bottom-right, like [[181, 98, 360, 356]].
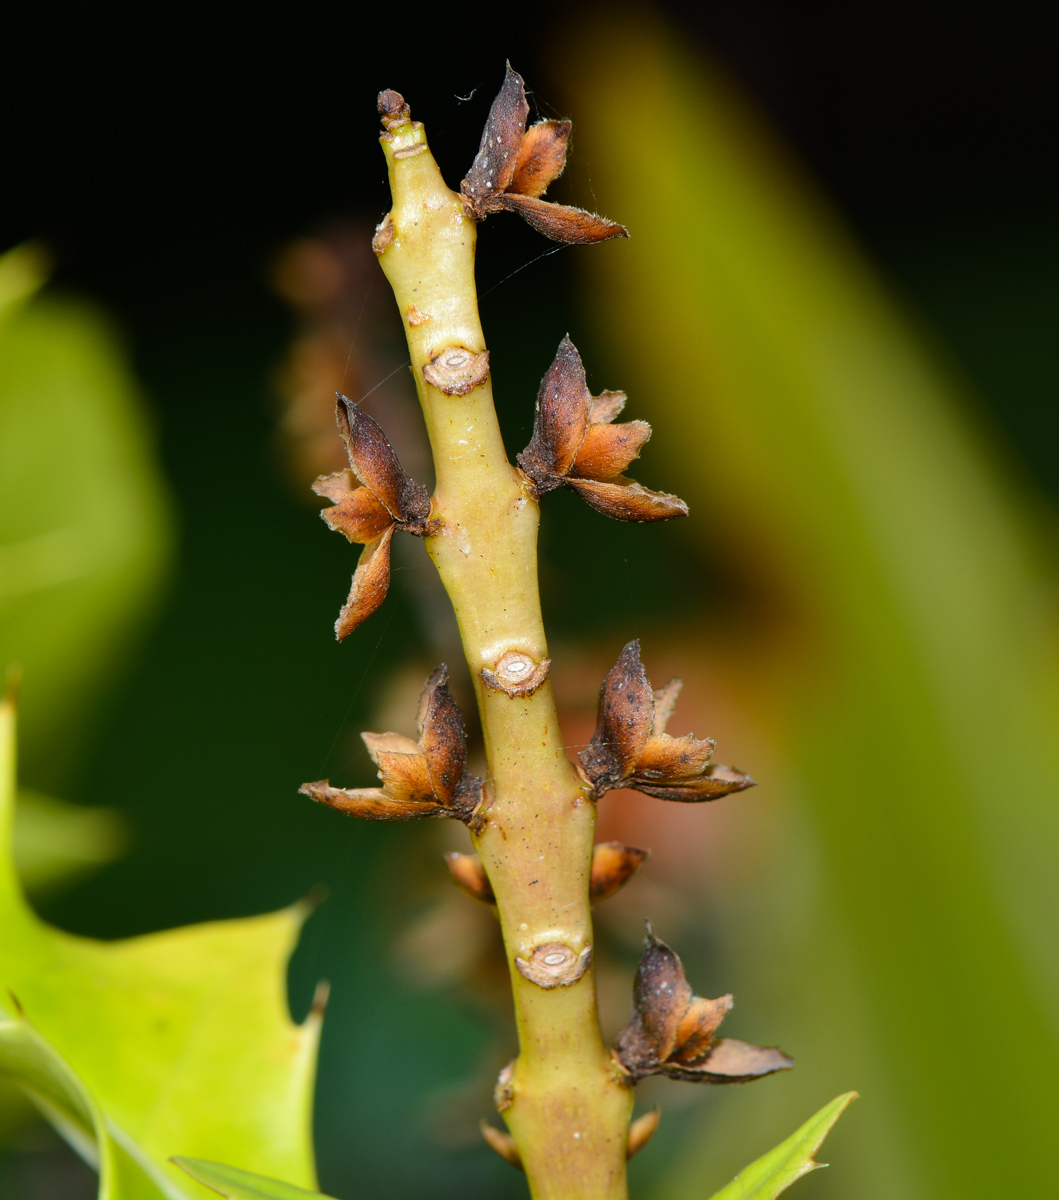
[[375, 116, 632, 1200]]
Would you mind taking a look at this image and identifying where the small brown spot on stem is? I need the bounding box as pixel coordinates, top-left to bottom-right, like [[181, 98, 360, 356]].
[[405, 304, 431, 326]]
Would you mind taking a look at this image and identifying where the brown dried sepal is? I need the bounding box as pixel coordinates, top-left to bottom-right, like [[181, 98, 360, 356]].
[[445, 851, 495, 903], [590, 842, 649, 902], [515, 942, 592, 989], [517, 337, 688, 523], [460, 63, 627, 245], [312, 394, 433, 640], [299, 665, 482, 823], [579, 640, 755, 802], [614, 925, 793, 1085], [480, 1121, 522, 1170], [480, 650, 551, 698], [626, 1110, 660, 1160], [422, 346, 490, 396]]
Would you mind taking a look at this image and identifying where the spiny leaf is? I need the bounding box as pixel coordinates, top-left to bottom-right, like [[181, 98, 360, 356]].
[[172, 1158, 340, 1200], [0, 694, 321, 1197], [707, 1092, 856, 1200]]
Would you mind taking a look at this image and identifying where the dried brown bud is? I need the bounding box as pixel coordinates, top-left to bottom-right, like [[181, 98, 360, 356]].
[[579, 641, 755, 802], [517, 337, 688, 522], [590, 842, 649, 902], [626, 1109, 660, 1159], [515, 941, 592, 989], [480, 650, 551, 698], [299, 665, 482, 823], [313, 396, 432, 639], [480, 1121, 522, 1169], [445, 851, 494, 903], [377, 89, 410, 130], [460, 64, 627, 245], [614, 925, 792, 1085], [334, 394, 430, 528]]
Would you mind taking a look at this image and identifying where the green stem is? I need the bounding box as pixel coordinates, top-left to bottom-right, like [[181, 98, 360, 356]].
[[375, 116, 631, 1200]]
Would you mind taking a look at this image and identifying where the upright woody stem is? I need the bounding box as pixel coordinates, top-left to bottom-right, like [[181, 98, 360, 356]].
[[374, 113, 632, 1200], [305, 70, 792, 1200]]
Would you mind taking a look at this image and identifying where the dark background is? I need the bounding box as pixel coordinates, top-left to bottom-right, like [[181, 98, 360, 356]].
[[2, 2, 1056, 1197]]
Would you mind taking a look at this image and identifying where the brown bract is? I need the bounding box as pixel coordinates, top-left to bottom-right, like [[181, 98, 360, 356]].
[[614, 926, 793, 1085], [446, 841, 648, 907], [589, 842, 649, 902], [299, 665, 482, 823], [579, 641, 755, 801], [312, 393, 432, 640], [460, 63, 627, 245], [517, 337, 688, 523]]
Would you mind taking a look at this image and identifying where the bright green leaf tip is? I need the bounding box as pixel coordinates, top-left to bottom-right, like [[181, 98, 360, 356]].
[[172, 1157, 340, 1200], [708, 1092, 857, 1200]]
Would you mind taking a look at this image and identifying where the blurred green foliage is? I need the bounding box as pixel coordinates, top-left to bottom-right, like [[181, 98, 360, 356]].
[[564, 17, 1059, 1200], [14, 788, 125, 896], [0, 245, 170, 790]]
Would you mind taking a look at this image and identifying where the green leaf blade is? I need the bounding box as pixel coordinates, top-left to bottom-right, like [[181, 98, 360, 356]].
[[172, 1158, 340, 1200], [709, 1093, 857, 1200]]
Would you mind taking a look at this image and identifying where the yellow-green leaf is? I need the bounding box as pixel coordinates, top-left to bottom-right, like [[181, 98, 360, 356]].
[[708, 1094, 856, 1200], [0, 1001, 168, 1200], [173, 1158, 340, 1200], [0, 691, 322, 1195]]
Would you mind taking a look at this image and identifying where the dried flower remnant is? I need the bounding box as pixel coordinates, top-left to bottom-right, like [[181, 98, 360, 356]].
[[589, 842, 649, 902], [518, 336, 688, 522], [481, 1120, 523, 1169], [300, 665, 481, 823], [312, 393, 432, 639], [615, 926, 793, 1085], [626, 1109, 661, 1159], [460, 63, 627, 245], [445, 851, 493, 903], [445, 842, 648, 906], [579, 640, 755, 801]]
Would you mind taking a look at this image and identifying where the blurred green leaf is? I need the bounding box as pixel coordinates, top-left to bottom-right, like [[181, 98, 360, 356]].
[[173, 1157, 339, 1200], [708, 1094, 855, 1200], [0, 1002, 168, 1199], [0, 243, 171, 789], [14, 788, 126, 895], [0, 693, 322, 1195], [564, 17, 1059, 1200]]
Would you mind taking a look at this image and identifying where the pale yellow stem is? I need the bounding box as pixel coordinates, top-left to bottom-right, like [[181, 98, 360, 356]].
[[374, 118, 632, 1200]]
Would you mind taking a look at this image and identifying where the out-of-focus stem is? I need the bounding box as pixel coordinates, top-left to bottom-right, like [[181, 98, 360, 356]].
[[374, 116, 632, 1200]]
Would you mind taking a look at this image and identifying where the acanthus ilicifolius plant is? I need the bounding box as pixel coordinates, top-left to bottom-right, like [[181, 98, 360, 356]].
[[299, 67, 795, 1200]]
